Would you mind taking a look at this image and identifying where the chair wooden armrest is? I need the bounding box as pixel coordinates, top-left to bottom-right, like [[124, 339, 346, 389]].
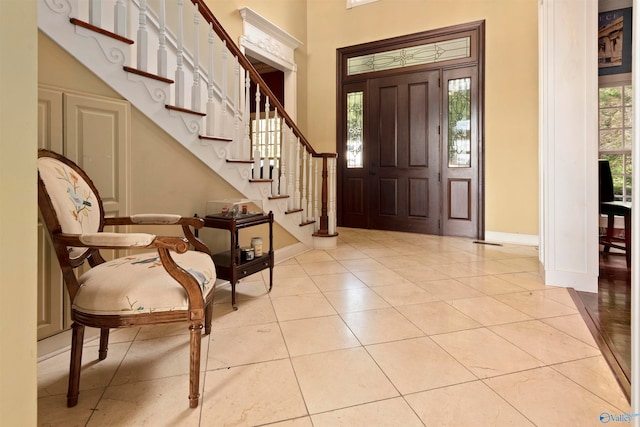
[[55, 232, 191, 253], [104, 215, 204, 228], [104, 215, 211, 256]]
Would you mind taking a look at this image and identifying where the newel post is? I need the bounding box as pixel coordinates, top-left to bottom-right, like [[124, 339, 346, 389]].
[[316, 155, 329, 236]]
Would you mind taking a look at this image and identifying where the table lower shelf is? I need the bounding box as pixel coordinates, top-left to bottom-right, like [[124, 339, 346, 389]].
[[211, 251, 273, 309]]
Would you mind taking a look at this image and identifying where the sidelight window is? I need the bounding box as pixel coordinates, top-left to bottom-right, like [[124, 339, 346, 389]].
[[346, 91, 364, 168], [447, 77, 471, 168]]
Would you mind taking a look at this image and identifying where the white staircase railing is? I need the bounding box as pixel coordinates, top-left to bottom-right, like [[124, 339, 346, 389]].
[[38, 0, 338, 246]]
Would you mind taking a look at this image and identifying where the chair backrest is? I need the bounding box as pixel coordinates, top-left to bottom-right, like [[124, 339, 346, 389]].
[[599, 159, 615, 203], [37, 150, 105, 263]]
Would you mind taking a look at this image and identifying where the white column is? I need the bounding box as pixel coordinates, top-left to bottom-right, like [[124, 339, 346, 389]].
[[538, 0, 598, 293]]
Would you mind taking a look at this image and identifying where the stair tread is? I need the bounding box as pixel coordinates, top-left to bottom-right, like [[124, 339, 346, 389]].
[[123, 66, 174, 84], [268, 195, 290, 200], [226, 159, 254, 164], [285, 209, 304, 214], [249, 179, 273, 183], [300, 220, 316, 226], [165, 104, 206, 116], [200, 135, 233, 142], [70, 18, 134, 45]]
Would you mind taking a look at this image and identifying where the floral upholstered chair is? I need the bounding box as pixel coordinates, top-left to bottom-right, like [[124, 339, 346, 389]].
[[37, 149, 216, 408]]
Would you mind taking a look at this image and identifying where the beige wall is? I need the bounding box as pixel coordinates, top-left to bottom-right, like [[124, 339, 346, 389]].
[[304, 0, 539, 236], [0, 1, 38, 425], [38, 32, 297, 253]]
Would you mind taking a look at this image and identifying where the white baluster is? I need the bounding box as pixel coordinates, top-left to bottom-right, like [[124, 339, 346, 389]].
[[253, 85, 261, 178], [157, 0, 167, 77], [206, 23, 215, 135], [114, 0, 126, 37], [89, 0, 101, 27], [301, 149, 307, 222], [233, 56, 240, 159], [314, 158, 319, 232], [253, 149, 261, 180], [137, 0, 148, 72], [308, 153, 313, 224], [279, 117, 287, 196], [221, 40, 228, 136], [287, 127, 296, 210], [265, 100, 274, 196], [175, 0, 185, 108], [271, 109, 279, 195], [294, 139, 301, 210], [243, 72, 251, 160], [264, 96, 270, 178], [191, 3, 200, 112]]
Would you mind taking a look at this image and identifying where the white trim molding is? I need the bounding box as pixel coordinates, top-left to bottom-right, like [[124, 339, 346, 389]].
[[484, 231, 539, 247], [238, 7, 301, 119]]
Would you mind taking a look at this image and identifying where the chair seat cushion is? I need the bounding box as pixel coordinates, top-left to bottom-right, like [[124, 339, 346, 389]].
[[74, 251, 216, 316]]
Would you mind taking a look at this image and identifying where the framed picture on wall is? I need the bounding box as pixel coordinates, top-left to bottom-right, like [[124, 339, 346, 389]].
[[598, 7, 632, 76]]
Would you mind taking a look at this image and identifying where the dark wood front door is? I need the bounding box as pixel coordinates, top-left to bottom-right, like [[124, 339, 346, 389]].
[[368, 70, 441, 234], [337, 21, 484, 239]]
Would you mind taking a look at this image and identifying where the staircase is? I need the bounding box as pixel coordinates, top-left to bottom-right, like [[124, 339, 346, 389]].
[[38, 0, 338, 251]]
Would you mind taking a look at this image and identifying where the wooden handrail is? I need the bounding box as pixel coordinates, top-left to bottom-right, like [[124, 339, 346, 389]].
[[192, 0, 334, 159]]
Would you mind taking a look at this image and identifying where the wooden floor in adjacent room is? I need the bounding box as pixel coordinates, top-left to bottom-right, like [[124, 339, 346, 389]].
[[576, 252, 631, 401]]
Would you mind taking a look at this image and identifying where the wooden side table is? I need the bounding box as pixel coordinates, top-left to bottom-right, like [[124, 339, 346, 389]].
[[196, 211, 274, 310]]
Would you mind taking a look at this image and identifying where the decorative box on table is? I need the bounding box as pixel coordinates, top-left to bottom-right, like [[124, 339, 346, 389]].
[[205, 199, 262, 218]]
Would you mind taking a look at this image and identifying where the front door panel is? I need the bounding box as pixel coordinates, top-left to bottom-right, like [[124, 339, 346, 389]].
[[368, 70, 441, 234]]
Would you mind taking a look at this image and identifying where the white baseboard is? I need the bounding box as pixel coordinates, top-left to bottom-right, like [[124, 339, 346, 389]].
[[274, 242, 310, 263], [483, 231, 539, 246], [38, 328, 100, 361]]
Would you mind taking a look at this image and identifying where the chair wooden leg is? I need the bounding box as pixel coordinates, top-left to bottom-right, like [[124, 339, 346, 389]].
[[188, 323, 203, 408], [604, 213, 615, 253], [204, 302, 213, 335], [67, 322, 85, 407], [98, 328, 110, 360]]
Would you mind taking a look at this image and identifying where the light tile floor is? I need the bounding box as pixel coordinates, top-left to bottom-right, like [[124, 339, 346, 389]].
[[38, 228, 630, 426]]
